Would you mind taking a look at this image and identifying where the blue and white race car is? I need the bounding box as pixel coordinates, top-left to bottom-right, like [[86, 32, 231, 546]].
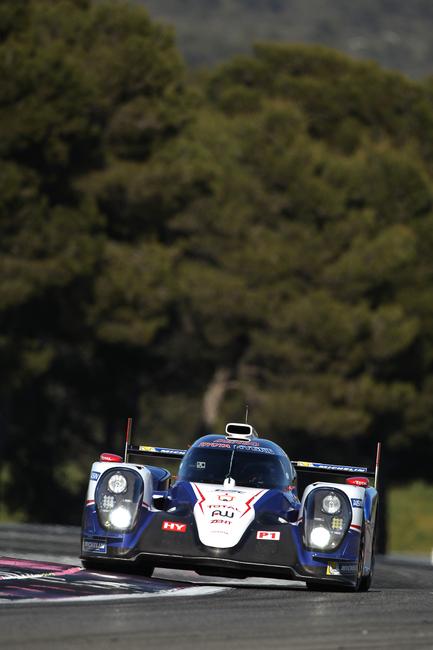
[[81, 421, 380, 591]]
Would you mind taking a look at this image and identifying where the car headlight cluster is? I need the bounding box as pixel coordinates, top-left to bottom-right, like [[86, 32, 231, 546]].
[[95, 469, 143, 532], [322, 493, 341, 515], [107, 473, 128, 494], [303, 488, 351, 551]]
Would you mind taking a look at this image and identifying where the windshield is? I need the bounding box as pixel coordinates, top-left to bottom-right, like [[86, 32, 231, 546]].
[[178, 447, 291, 490]]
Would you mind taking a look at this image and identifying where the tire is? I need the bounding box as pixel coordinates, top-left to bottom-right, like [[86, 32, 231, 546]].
[[306, 525, 372, 593], [358, 527, 376, 592]]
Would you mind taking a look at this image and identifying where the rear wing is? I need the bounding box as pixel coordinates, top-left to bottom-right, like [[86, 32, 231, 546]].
[[121, 419, 381, 488], [293, 441, 381, 489], [127, 444, 186, 460], [122, 418, 186, 462]]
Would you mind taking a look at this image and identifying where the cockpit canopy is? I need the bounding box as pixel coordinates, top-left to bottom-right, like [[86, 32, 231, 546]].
[[178, 435, 295, 490]]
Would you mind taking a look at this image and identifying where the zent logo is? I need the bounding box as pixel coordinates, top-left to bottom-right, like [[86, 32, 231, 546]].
[[162, 521, 187, 533], [256, 531, 280, 541]]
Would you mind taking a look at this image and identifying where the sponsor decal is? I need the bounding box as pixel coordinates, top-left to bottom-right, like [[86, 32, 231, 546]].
[[99, 453, 122, 463], [340, 563, 357, 575], [207, 438, 260, 447], [346, 476, 369, 487], [199, 442, 231, 449], [297, 461, 368, 472], [322, 464, 366, 472], [237, 445, 274, 454], [90, 471, 101, 481], [351, 498, 363, 508], [211, 509, 234, 518], [196, 461, 206, 469], [256, 531, 280, 541], [198, 441, 274, 454], [217, 493, 235, 502], [83, 540, 107, 554], [162, 521, 187, 533], [326, 561, 357, 576], [326, 561, 340, 576], [214, 489, 244, 494], [158, 447, 185, 455], [210, 519, 232, 525], [139, 446, 185, 455], [207, 504, 239, 511]]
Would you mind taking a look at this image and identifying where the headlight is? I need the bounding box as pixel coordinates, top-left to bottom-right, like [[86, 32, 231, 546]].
[[322, 493, 341, 514], [303, 488, 351, 552], [108, 473, 128, 494], [310, 526, 332, 549], [95, 469, 144, 532], [109, 506, 133, 530]]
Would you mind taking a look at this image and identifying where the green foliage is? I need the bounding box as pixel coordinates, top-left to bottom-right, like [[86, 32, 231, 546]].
[[0, 0, 189, 522], [389, 482, 433, 554], [1, 3, 433, 540]]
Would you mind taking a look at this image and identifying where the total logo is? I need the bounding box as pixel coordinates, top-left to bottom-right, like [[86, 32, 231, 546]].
[[162, 521, 187, 533], [256, 531, 280, 541], [217, 493, 235, 502]]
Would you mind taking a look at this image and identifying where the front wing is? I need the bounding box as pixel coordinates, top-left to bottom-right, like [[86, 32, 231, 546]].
[[81, 505, 364, 587]]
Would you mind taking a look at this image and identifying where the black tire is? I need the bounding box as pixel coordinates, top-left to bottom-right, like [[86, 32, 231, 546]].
[[306, 525, 373, 593], [358, 527, 376, 592], [358, 571, 372, 592], [352, 524, 370, 592]]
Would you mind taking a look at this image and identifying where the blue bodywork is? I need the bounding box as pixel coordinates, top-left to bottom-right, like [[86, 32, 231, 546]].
[[81, 432, 378, 590]]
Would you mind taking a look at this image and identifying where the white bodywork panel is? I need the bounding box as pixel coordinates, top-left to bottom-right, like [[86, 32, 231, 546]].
[[190, 482, 268, 549], [300, 481, 366, 531], [86, 462, 153, 508]]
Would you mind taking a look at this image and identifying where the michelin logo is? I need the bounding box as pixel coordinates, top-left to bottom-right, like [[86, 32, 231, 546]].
[[83, 540, 107, 553]]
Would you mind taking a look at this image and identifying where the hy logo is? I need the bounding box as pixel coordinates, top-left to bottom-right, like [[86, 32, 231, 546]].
[[162, 521, 187, 533]]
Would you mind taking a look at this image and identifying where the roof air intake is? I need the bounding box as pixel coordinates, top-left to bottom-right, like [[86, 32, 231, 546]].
[[225, 423, 258, 440]]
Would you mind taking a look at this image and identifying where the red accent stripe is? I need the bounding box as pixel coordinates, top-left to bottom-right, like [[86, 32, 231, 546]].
[[375, 442, 382, 467], [240, 490, 264, 519], [350, 524, 362, 530], [193, 483, 206, 513], [86, 500, 95, 506]]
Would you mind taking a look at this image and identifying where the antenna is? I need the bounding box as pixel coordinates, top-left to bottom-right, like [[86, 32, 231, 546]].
[[245, 404, 249, 424], [374, 441, 381, 489], [124, 417, 132, 463]]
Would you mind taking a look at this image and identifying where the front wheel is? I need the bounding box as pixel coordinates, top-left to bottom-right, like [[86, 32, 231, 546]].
[[358, 527, 376, 592]]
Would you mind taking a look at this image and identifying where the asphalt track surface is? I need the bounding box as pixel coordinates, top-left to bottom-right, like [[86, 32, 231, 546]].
[[0, 525, 433, 650]]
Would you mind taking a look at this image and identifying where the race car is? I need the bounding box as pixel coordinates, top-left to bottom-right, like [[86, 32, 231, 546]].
[[81, 420, 380, 591]]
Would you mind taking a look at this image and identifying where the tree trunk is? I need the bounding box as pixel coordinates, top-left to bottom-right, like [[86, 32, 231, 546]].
[[199, 367, 231, 434]]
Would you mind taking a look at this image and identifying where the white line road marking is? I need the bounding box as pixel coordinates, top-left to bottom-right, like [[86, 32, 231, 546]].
[[0, 584, 230, 605], [0, 567, 81, 581]]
